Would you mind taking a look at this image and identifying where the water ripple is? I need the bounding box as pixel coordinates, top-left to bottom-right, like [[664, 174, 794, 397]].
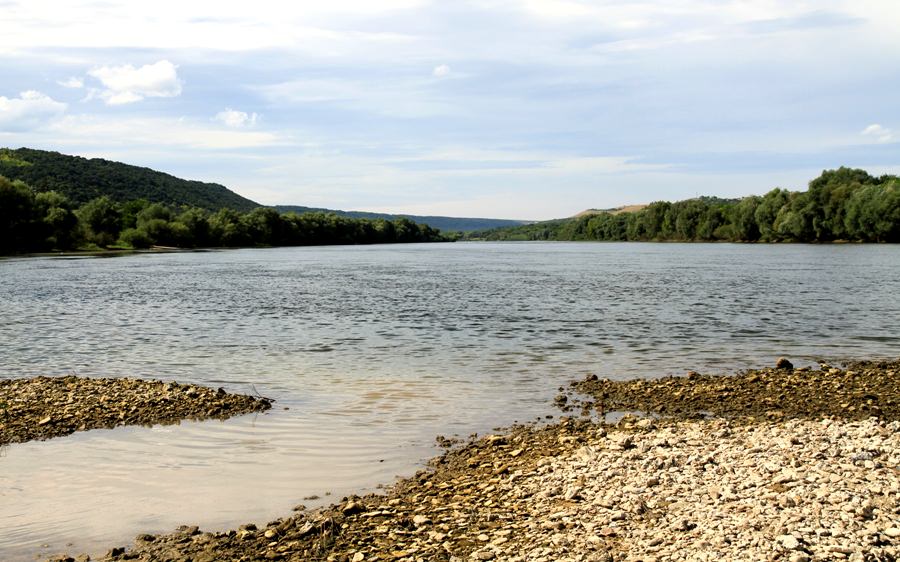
[[1, 242, 900, 559]]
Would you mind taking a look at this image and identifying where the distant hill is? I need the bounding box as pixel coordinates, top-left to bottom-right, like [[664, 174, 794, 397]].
[[0, 148, 259, 211], [0, 147, 530, 230], [575, 204, 648, 217], [274, 205, 529, 233], [467, 168, 900, 243]]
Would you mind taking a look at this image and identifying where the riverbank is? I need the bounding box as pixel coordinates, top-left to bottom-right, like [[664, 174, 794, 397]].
[[42, 359, 899, 562], [0, 375, 272, 445]]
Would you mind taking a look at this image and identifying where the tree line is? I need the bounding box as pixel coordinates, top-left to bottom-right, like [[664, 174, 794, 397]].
[[0, 175, 449, 255], [469, 168, 900, 243]]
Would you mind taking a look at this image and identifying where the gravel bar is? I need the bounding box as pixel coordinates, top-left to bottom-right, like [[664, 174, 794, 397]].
[[0, 375, 272, 445], [44, 360, 900, 562]]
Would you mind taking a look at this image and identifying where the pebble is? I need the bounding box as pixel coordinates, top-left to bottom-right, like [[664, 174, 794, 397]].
[[60, 361, 900, 562], [1, 375, 271, 445]]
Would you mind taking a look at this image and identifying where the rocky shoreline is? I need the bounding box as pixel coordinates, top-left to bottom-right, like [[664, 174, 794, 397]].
[[565, 359, 900, 423], [39, 360, 900, 561], [0, 375, 272, 445]]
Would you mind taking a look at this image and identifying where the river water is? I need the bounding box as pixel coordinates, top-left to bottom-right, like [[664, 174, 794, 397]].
[[1, 242, 898, 559]]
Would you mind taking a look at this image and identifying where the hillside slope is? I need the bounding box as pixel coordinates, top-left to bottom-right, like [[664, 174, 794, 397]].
[[275, 205, 528, 233], [0, 148, 259, 211]]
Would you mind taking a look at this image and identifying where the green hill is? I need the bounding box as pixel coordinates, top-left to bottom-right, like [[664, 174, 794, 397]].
[[275, 205, 528, 233], [0, 148, 259, 211], [466, 168, 900, 243]]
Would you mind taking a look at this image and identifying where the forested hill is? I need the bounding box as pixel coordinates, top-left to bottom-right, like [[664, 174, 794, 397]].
[[467, 168, 900, 243], [275, 205, 528, 233], [0, 148, 259, 212]]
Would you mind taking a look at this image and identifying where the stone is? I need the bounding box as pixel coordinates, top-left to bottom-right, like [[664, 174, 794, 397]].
[[776, 357, 794, 370], [36, 361, 900, 562], [777, 534, 800, 550], [342, 501, 364, 515]]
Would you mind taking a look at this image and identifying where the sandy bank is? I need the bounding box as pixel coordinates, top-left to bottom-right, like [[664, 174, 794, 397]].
[[0, 375, 272, 445]]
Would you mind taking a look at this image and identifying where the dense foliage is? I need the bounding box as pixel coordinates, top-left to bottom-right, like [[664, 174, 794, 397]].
[[468, 168, 900, 243], [0, 148, 259, 211], [0, 175, 448, 255], [275, 205, 527, 233]]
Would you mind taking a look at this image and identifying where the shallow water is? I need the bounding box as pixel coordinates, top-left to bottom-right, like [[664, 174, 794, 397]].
[[1, 242, 899, 560]]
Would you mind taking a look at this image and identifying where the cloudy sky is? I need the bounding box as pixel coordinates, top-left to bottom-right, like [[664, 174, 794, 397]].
[[1, 1, 898, 219]]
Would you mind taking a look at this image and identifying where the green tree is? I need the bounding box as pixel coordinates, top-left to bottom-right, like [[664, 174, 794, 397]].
[[731, 195, 761, 241], [754, 188, 789, 241], [77, 196, 123, 247], [209, 208, 250, 246], [0, 175, 39, 253], [176, 207, 211, 247], [35, 191, 79, 250]]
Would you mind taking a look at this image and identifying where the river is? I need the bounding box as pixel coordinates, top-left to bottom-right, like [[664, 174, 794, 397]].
[[1, 242, 898, 559]]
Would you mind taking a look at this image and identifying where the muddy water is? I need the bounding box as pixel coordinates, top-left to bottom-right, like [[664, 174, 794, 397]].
[[2, 242, 899, 560]]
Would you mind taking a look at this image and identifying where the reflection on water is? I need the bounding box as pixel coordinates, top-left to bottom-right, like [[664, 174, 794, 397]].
[[2, 242, 899, 560]]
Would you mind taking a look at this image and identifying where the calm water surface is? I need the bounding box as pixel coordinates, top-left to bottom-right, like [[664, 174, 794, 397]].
[[1, 242, 899, 559]]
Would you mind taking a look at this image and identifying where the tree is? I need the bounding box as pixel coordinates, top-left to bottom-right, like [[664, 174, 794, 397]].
[[35, 191, 79, 250], [77, 196, 122, 247], [0, 175, 38, 253], [754, 189, 789, 241], [731, 196, 761, 241]]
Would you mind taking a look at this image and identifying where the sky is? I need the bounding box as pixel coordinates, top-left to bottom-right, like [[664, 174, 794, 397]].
[[1, 1, 899, 220]]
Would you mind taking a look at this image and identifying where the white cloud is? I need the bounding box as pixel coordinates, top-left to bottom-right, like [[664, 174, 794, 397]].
[[35, 114, 285, 150], [432, 64, 450, 77], [0, 90, 67, 130], [0, 1, 424, 53], [215, 108, 259, 128], [87, 60, 182, 105], [861, 123, 894, 143], [58, 77, 84, 89], [257, 76, 461, 118]]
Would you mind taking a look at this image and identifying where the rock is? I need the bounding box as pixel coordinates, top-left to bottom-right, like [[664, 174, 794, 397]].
[[42, 361, 900, 562], [777, 534, 800, 550], [776, 357, 794, 370], [342, 501, 364, 515], [351, 553, 365, 562], [2, 376, 272, 447]]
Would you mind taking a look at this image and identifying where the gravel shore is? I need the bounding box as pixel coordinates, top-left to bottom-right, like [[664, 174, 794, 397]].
[[0, 375, 272, 445], [41, 360, 900, 562]]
